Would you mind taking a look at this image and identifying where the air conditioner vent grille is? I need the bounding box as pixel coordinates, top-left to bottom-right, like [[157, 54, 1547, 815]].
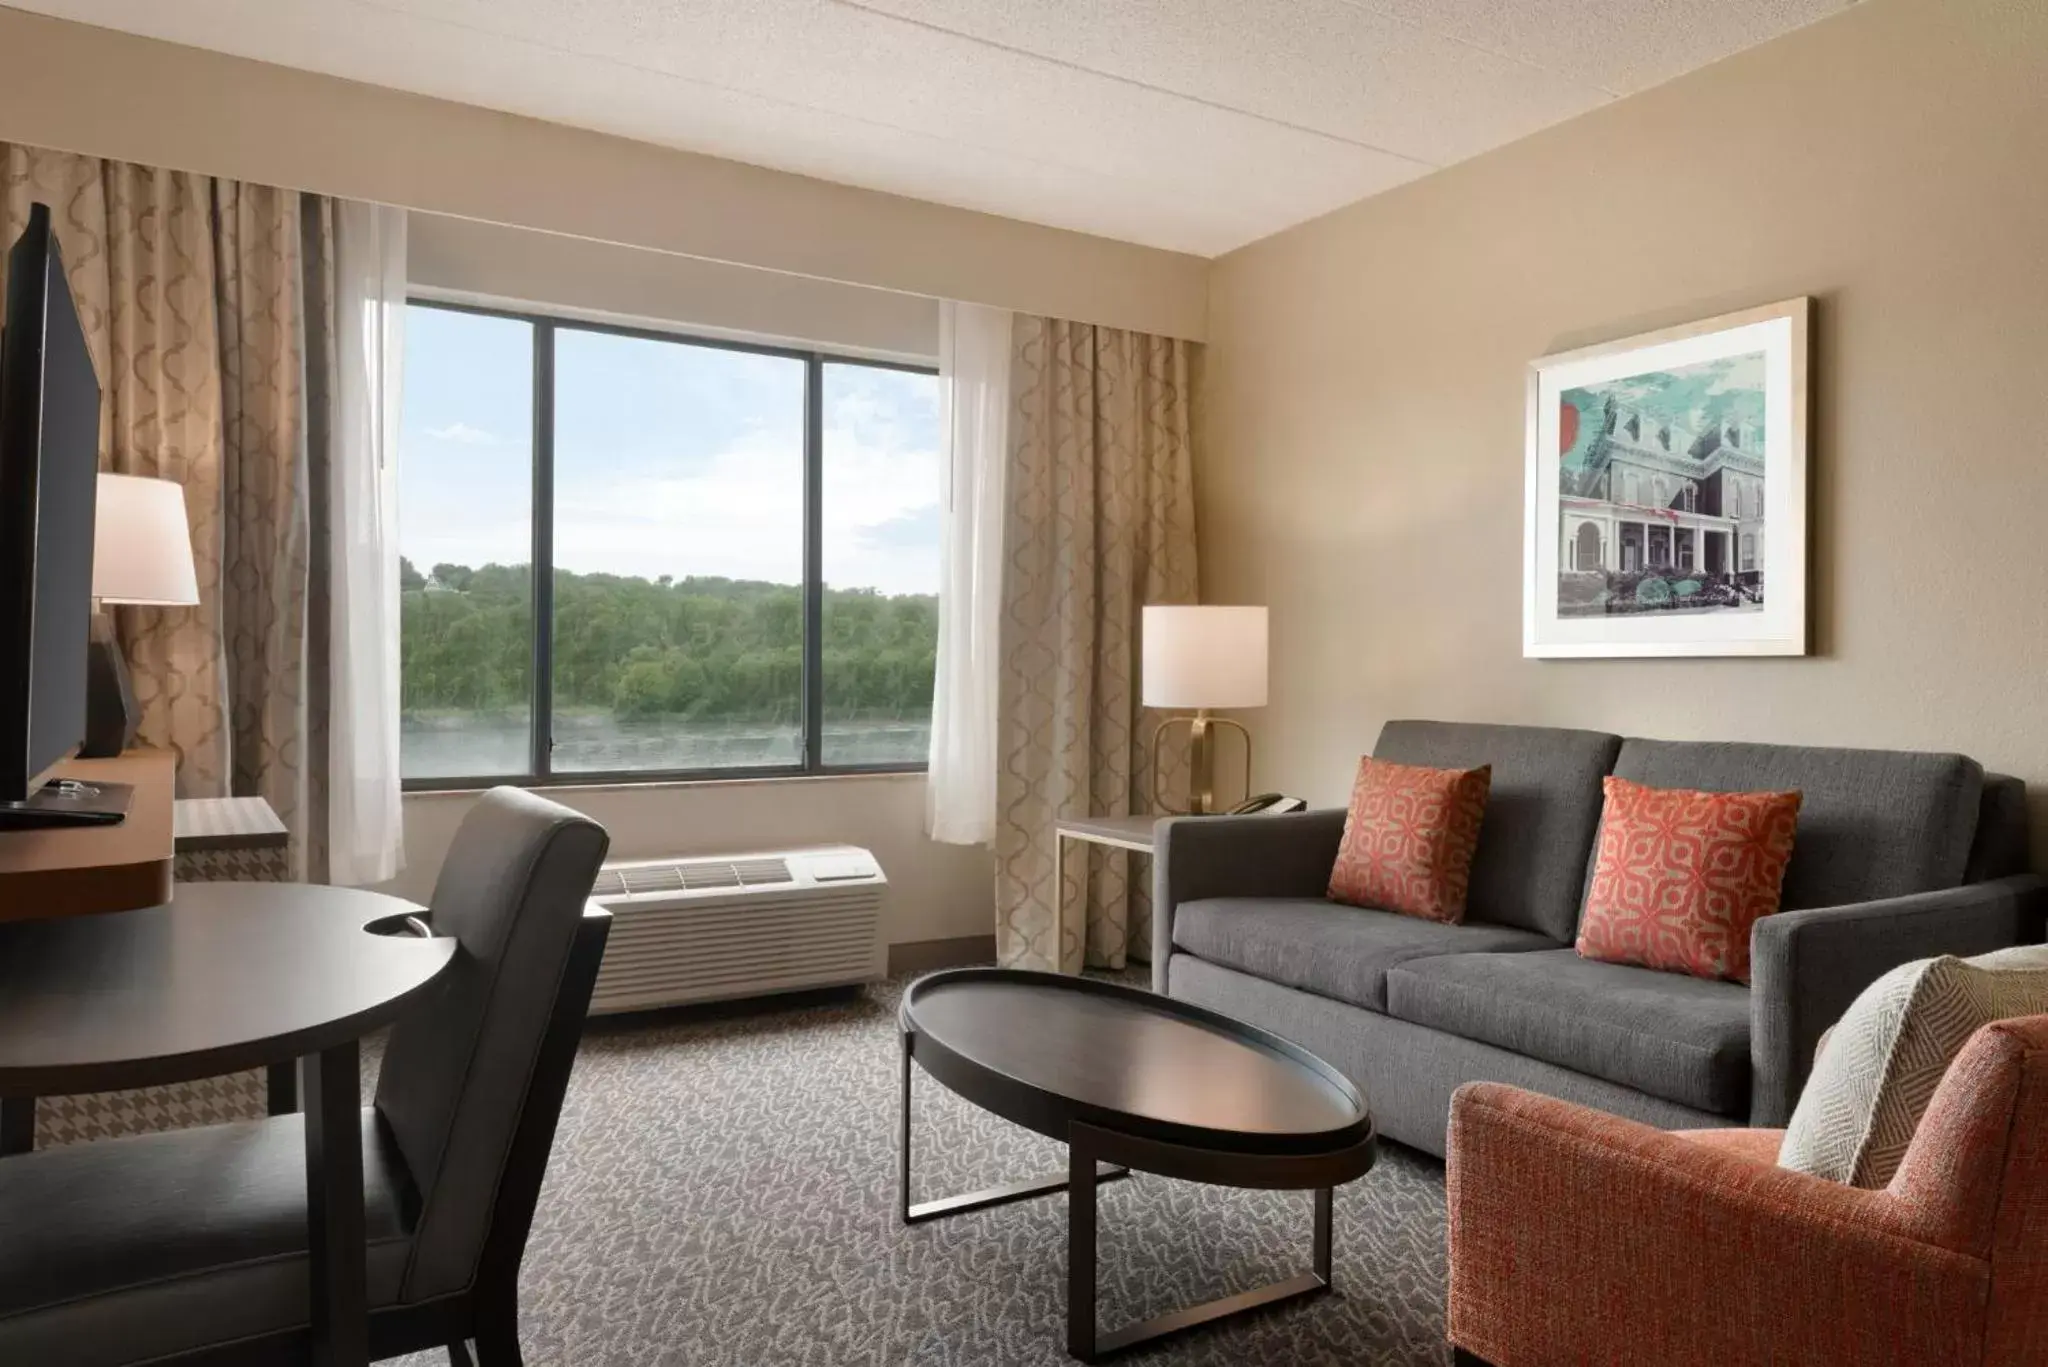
[[605, 856, 795, 896], [587, 846, 884, 1014], [619, 865, 681, 895], [733, 857, 793, 886]]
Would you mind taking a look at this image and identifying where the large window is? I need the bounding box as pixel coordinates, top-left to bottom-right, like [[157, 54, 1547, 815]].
[[398, 301, 940, 786]]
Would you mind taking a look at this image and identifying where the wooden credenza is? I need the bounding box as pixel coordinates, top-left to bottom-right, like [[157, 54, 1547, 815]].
[[0, 749, 175, 921]]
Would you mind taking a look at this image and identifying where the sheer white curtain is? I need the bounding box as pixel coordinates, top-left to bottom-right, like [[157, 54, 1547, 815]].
[[326, 201, 407, 885], [926, 300, 1013, 845]]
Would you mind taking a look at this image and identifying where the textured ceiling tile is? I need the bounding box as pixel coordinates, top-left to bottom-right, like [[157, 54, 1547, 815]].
[[378, 0, 1415, 216], [1361, 0, 1855, 94], [8, 0, 1857, 253], [848, 0, 1610, 165]]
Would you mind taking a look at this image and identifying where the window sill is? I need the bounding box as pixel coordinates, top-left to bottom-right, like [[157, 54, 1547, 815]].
[[401, 766, 928, 799]]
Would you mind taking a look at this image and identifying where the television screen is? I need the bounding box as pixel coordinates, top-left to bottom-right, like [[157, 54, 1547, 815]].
[[0, 203, 102, 804]]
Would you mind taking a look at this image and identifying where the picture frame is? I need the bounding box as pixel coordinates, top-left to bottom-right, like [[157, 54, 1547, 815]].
[[1523, 297, 1810, 658]]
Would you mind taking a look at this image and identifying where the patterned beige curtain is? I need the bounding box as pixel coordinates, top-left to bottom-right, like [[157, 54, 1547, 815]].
[[215, 182, 317, 876], [1, 146, 324, 876], [995, 316, 1199, 972]]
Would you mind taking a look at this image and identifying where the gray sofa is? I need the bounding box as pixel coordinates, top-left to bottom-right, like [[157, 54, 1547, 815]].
[[1151, 720, 2048, 1157]]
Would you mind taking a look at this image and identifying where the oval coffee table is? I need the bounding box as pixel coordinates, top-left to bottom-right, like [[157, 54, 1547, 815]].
[[899, 968, 1377, 1362]]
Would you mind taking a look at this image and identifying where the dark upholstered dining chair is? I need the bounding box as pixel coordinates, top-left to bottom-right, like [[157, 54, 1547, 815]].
[[0, 787, 611, 1367]]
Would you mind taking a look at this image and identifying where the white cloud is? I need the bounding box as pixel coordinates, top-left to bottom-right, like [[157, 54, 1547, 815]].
[[424, 421, 507, 446], [402, 405, 942, 596], [548, 421, 941, 596]]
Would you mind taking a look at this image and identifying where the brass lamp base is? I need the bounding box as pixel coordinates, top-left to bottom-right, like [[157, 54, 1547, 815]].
[[1151, 710, 1252, 815]]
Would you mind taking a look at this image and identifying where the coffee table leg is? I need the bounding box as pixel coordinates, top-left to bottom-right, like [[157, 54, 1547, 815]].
[[899, 1030, 1127, 1225], [1313, 1185, 1333, 1282], [1071, 1123, 1336, 1361], [897, 1030, 914, 1220], [1068, 1131, 1100, 1361]]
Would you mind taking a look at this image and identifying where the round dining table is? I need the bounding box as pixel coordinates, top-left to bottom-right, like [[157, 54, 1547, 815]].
[[0, 881, 458, 1367]]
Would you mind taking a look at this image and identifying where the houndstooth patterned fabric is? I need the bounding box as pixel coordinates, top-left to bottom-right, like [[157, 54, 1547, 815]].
[[175, 846, 294, 882], [1779, 944, 2048, 1187], [34, 1071, 268, 1148]]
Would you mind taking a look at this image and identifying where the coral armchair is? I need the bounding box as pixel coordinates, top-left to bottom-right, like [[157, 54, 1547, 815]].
[[1446, 1014, 2048, 1367]]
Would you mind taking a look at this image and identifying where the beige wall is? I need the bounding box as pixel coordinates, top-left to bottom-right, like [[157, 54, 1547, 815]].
[[0, 7, 1205, 341], [1202, 0, 2048, 842], [384, 775, 992, 949], [409, 214, 939, 359]]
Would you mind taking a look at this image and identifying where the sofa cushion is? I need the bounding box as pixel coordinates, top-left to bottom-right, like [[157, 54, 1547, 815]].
[[1328, 758, 1492, 922], [1606, 739, 1983, 910], [1170, 897, 1560, 1011], [1575, 776, 1802, 984], [1385, 948, 1753, 1116], [1373, 720, 1621, 942]]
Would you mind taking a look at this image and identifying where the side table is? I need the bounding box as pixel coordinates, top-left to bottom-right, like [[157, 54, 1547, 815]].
[[1051, 815, 1160, 975], [175, 794, 292, 881]]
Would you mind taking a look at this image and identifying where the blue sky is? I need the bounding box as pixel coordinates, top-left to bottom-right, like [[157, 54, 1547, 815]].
[[398, 304, 942, 596]]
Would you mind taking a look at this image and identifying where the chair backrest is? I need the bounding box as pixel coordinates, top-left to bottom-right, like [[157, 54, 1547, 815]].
[[374, 787, 610, 1303], [1889, 1013, 2048, 1364]]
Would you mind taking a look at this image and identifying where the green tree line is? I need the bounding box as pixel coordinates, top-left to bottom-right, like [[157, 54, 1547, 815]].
[[401, 558, 937, 724]]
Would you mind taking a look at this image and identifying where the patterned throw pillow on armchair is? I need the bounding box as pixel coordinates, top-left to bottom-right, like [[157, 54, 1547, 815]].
[[1779, 943, 2048, 1187]]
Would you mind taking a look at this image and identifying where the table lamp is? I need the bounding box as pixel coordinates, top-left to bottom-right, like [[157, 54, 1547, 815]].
[[1142, 605, 1268, 815], [82, 473, 200, 758]]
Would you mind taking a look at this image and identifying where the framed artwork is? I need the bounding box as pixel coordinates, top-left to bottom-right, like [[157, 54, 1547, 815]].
[[1524, 297, 1810, 658]]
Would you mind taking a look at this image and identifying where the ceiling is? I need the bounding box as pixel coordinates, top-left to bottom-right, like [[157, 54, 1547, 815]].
[[9, 0, 1854, 256]]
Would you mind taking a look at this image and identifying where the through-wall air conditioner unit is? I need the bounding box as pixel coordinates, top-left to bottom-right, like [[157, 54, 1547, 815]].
[[585, 845, 886, 1014]]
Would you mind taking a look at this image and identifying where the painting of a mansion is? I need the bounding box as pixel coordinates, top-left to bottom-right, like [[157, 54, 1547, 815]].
[[1557, 389, 1766, 616]]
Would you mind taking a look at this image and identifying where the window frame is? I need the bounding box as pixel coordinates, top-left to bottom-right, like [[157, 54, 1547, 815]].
[[400, 297, 940, 793]]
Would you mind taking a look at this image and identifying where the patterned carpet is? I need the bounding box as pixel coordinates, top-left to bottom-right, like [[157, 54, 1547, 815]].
[[393, 972, 1455, 1367]]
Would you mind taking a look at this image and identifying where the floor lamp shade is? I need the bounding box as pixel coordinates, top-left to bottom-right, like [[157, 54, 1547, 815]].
[[1142, 606, 1268, 814], [83, 475, 199, 757]]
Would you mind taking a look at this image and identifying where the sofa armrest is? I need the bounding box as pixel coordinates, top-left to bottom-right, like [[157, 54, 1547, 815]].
[[1749, 873, 2048, 1125], [1149, 810, 1345, 992], [1447, 1082, 1988, 1367]]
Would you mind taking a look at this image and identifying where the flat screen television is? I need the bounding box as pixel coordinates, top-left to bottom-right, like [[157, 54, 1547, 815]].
[[0, 202, 117, 825]]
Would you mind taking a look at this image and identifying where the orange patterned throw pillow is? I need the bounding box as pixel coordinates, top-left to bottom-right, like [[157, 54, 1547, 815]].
[[1575, 776, 1802, 983], [1328, 758, 1491, 923]]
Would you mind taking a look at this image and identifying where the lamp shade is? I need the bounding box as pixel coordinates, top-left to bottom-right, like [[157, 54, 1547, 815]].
[[1141, 605, 1268, 710], [93, 474, 199, 606]]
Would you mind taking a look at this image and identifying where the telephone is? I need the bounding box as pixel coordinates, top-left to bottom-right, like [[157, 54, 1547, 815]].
[[1227, 793, 1308, 815]]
